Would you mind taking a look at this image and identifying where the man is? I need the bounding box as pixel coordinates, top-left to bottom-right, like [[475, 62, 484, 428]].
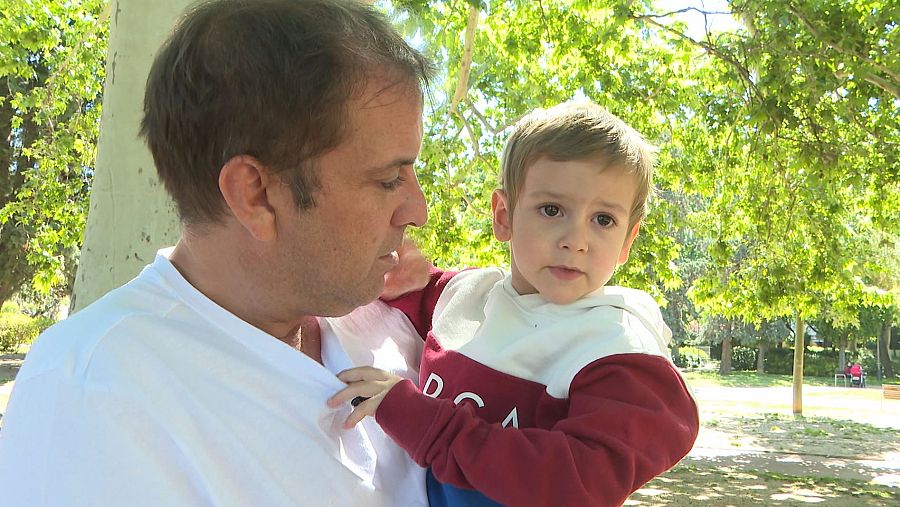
[[0, 0, 433, 505]]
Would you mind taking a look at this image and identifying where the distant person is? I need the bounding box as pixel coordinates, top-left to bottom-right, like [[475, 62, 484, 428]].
[[849, 363, 864, 387], [330, 102, 700, 506], [0, 0, 436, 505]]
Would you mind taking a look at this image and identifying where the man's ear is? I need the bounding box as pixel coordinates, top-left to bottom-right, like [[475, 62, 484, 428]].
[[617, 222, 641, 264], [491, 189, 512, 242], [218, 155, 278, 242]]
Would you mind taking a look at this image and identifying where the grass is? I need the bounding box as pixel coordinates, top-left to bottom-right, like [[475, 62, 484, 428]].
[[682, 369, 892, 388], [681, 369, 900, 424]]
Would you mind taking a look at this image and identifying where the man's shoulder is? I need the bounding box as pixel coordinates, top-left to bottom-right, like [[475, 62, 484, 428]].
[[53, 266, 178, 336], [17, 268, 180, 382]]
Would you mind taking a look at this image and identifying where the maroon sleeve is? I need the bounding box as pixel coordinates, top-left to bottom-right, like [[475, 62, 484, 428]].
[[376, 354, 699, 507], [382, 267, 457, 339]]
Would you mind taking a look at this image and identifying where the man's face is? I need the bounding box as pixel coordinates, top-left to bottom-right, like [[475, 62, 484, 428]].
[[272, 80, 427, 317], [494, 156, 640, 305]]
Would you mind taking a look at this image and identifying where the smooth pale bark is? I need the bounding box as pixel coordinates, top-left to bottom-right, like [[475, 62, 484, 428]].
[[792, 313, 805, 415], [71, 0, 189, 312]]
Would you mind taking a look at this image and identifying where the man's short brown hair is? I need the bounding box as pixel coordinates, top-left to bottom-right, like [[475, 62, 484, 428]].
[[500, 101, 656, 228], [141, 0, 433, 224]]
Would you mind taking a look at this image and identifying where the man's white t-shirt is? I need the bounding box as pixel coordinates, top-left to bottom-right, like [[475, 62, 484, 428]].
[[0, 249, 426, 506]]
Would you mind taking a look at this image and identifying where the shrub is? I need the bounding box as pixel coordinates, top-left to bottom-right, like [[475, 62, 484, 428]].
[[731, 346, 757, 371], [763, 347, 792, 374], [763, 347, 845, 376], [674, 346, 709, 369], [0, 312, 54, 353]]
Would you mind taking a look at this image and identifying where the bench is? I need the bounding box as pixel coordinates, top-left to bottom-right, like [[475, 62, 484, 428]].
[[885, 384, 900, 401], [883, 384, 900, 411]]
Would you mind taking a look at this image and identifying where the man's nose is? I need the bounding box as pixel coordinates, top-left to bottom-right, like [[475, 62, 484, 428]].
[[393, 171, 428, 227]]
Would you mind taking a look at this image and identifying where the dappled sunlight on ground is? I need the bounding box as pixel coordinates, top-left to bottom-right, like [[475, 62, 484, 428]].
[[631, 381, 900, 504], [626, 465, 898, 506]]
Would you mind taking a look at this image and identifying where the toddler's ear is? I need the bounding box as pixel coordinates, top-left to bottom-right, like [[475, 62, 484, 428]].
[[491, 189, 512, 242], [617, 222, 641, 264]]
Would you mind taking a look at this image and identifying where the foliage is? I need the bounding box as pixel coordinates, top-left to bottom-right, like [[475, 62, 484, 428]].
[[0, 309, 52, 353], [673, 345, 709, 369], [0, 0, 108, 309], [730, 345, 757, 371], [390, 0, 900, 335], [640, 0, 900, 328], [391, 0, 696, 297], [755, 346, 892, 377]]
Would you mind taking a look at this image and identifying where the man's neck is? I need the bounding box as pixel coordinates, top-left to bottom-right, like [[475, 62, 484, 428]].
[[169, 231, 324, 363]]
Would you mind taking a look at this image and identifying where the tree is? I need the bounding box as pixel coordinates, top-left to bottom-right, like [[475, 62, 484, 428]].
[[392, 0, 706, 294], [629, 0, 899, 412], [6, 0, 895, 355], [0, 0, 108, 311]]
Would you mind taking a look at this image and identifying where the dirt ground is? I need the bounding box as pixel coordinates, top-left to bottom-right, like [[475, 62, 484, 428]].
[[2, 356, 899, 505], [625, 385, 900, 506]]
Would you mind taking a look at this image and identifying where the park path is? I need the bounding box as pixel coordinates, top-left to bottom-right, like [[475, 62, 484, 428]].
[[684, 385, 900, 489], [0, 354, 21, 426]]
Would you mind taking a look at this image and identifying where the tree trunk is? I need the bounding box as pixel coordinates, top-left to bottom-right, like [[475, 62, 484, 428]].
[[792, 313, 805, 416], [719, 321, 733, 376], [1, 75, 41, 310], [756, 341, 768, 373], [838, 332, 848, 372], [0, 225, 34, 310], [71, 0, 183, 313], [880, 318, 895, 378]]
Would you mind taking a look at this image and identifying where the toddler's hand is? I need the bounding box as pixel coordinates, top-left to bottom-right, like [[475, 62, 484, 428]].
[[382, 237, 431, 300], [327, 367, 404, 429]]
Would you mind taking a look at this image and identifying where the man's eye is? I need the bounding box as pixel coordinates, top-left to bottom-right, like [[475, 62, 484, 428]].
[[381, 177, 406, 190], [594, 214, 615, 227], [539, 205, 560, 217]]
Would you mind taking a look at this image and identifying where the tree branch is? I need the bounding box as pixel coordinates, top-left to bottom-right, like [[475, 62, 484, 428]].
[[639, 7, 733, 18], [785, 3, 900, 98], [464, 97, 498, 135], [450, 3, 479, 116], [631, 12, 762, 105]]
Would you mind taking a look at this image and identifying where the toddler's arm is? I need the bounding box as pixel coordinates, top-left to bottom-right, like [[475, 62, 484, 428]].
[[377, 354, 699, 507]]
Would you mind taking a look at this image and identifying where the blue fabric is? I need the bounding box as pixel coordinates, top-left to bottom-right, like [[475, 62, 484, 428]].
[[426, 469, 503, 507]]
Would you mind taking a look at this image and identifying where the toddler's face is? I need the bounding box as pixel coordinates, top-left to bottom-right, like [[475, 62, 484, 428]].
[[492, 156, 640, 304]]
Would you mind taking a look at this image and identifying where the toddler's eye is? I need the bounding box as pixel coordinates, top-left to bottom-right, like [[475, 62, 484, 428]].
[[594, 214, 615, 227], [540, 205, 560, 217]]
